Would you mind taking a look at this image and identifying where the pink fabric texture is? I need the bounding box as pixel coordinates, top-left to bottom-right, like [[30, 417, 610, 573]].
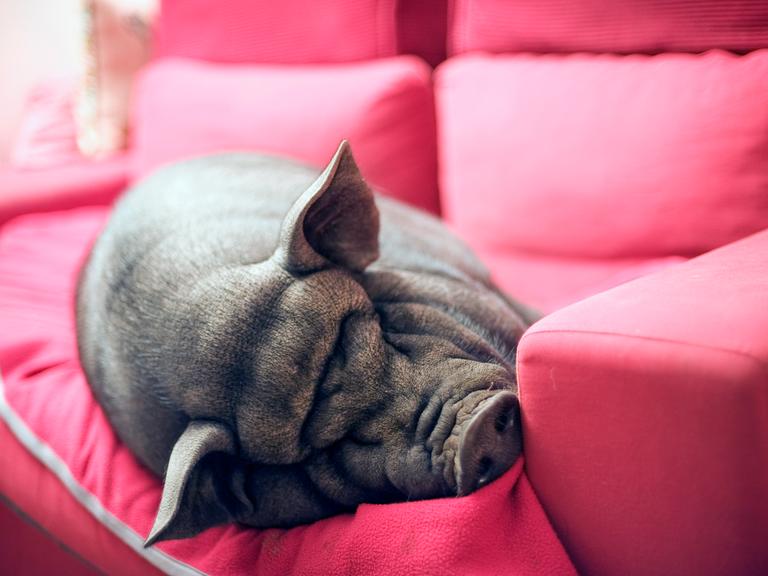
[[518, 230, 768, 576], [0, 157, 129, 229], [449, 0, 768, 55], [0, 207, 576, 576], [131, 57, 439, 213], [156, 0, 397, 64], [0, 493, 101, 576], [482, 250, 686, 313], [396, 0, 448, 67], [436, 50, 768, 259], [0, 418, 165, 576], [10, 79, 83, 169]]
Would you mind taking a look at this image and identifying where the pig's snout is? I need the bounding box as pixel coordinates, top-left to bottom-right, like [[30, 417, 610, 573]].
[[455, 391, 521, 495]]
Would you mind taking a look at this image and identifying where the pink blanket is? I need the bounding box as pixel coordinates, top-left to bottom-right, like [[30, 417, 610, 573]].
[[0, 206, 575, 575]]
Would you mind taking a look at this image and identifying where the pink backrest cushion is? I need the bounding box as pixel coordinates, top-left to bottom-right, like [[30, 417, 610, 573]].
[[449, 0, 768, 55], [131, 57, 439, 213], [436, 50, 768, 259], [156, 0, 398, 64]]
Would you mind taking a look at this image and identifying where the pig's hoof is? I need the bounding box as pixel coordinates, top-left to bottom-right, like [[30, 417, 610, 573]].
[[455, 391, 521, 495]]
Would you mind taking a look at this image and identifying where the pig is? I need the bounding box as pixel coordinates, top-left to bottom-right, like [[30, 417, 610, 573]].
[[76, 141, 536, 546]]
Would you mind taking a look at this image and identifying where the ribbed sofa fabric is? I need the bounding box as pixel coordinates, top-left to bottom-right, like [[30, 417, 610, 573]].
[[449, 0, 768, 55]]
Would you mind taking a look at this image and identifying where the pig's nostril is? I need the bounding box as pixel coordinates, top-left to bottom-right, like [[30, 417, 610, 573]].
[[456, 392, 521, 495], [477, 456, 494, 483], [494, 410, 510, 433]]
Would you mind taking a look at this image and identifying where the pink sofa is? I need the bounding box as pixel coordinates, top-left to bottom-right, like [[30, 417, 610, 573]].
[[1, 1, 767, 575]]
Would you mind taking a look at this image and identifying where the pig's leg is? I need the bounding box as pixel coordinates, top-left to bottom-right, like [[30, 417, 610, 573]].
[[242, 465, 347, 528]]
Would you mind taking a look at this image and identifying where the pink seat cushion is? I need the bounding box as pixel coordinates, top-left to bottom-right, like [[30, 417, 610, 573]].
[[0, 207, 575, 575], [449, 0, 768, 55], [155, 0, 398, 64], [436, 50, 768, 260], [131, 57, 439, 213]]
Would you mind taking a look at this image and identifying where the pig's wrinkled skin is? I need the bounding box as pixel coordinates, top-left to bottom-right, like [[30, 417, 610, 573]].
[[76, 142, 536, 545]]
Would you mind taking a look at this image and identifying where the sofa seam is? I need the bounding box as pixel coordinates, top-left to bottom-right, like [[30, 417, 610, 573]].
[[0, 492, 108, 576], [0, 371, 207, 576], [520, 328, 768, 379]]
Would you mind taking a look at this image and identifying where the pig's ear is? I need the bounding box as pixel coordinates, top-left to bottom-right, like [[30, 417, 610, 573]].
[[144, 420, 252, 546], [275, 140, 380, 273]]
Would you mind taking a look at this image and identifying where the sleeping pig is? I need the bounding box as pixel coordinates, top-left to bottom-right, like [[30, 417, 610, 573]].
[[76, 141, 536, 546]]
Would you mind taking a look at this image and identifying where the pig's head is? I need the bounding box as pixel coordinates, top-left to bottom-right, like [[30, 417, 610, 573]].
[[145, 142, 524, 545]]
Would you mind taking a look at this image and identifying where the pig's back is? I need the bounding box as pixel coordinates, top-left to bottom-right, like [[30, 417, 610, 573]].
[[100, 154, 318, 273], [99, 152, 491, 287]]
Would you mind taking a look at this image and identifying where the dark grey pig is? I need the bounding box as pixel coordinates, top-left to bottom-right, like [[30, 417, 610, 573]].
[[76, 141, 535, 546]]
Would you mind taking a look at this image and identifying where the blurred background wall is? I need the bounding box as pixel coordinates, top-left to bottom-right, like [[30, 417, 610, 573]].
[[0, 0, 83, 164]]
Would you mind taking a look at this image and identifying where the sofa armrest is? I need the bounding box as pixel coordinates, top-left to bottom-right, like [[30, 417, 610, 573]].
[[0, 156, 130, 228], [517, 230, 768, 576]]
